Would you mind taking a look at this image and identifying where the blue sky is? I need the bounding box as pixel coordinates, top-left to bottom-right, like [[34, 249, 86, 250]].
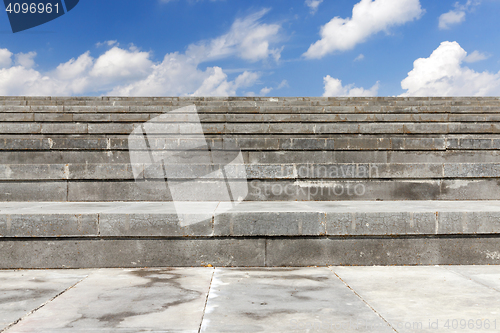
[[1, 0, 500, 96]]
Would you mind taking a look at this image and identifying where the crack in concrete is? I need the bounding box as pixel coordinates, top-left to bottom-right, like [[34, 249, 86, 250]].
[[0, 274, 90, 333], [198, 267, 215, 333], [212, 201, 221, 237], [441, 265, 500, 293], [327, 267, 399, 333]]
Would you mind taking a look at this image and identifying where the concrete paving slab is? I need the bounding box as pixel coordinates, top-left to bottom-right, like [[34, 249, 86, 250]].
[[4, 268, 214, 333], [445, 265, 500, 292], [0, 270, 90, 331], [331, 266, 500, 332], [200, 267, 393, 333]]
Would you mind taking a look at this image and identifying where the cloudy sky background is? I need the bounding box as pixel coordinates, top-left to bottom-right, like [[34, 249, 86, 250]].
[[1, 0, 500, 97]]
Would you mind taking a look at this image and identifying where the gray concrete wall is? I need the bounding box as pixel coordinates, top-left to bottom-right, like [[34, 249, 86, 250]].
[[2, 97, 500, 267], [2, 96, 500, 201]]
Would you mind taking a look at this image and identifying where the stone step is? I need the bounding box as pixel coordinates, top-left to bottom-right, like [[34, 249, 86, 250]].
[[247, 150, 500, 164], [1, 201, 500, 238], [3, 104, 500, 114], [4, 112, 500, 122], [1, 150, 498, 164], [2, 237, 499, 267], [2, 96, 500, 267], [1, 96, 500, 106], [1, 179, 498, 201], [1, 163, 499, 180], [3, 136, 500, 151], [2, 122, 500, 134]]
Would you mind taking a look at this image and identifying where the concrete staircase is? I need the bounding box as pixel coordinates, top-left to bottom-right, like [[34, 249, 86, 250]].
[[1, 96, 500, 267]]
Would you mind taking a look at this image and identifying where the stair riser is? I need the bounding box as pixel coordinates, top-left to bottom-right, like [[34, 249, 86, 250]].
[[1, 163, 500, 180], [2, 203, 500, 238], [1, 238, 499, 268], [3, 122, 500, 134], [1, 179, 499, 201], [3, 137, 500, 151], [5, 112, 500, 122], [2, 150, 498, 164]]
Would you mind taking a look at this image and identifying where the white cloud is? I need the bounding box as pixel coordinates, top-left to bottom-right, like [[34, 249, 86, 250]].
[[400, 41, 500, 96], [186, 9, 282, 63], [305, 0, 323, 14], [0, 48, 13, 68], [260, 87, 272, 95], [191, 69, 259, 96], [89, 47, 153, 83], [438, 10, 465, 29], [234, 71, 260, 88], [192, 67, 233, 96], [464, 50, 490, 63], [323, 76, 379, 97], [438, 0, 480, 30], [96, 40, 118, 47], [277, 79, 289, 89], [0, 11, 276, 96], [55, 52, 94, 80], [354, 54, 365, 62], [0, 46, 155, 96], [0, 66, 67, 96], [0, 46, 257, 97], [52, 52, 94, 94], [14, 52, 37, 69], [107, 10, 278, 96], [304, 0, 423, 59], [108, 53, 206, 96]]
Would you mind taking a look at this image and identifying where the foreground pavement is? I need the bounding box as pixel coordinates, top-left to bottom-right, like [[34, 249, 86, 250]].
[[1, 266, 499, 332]]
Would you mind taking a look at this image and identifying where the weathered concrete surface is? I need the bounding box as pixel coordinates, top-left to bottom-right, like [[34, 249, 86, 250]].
[[0, 238, 266, 268], [1, 237, 500, 268], [0, 214, 98, 237], [1, 201, 500, 267], [3, 268, 213, 333], [446, 265, 500, 291], [13, 162, 500, 180], [265, 237, 500, 266], [4, 97, 500, 203], [2, 266, 500, 333], [7, 121, 500, 135], [214, 202, 325, 236], [0, 270, 89, 331], [0, 182, 67, 202], [331, 266, 500, 332], [98, 202, 218, 237], [3, 201, 500, 238], [6, 179, 500, 201], [201, 267, 393, 333], [3, 96, 500, 268], [3, 149, 500, 165]]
